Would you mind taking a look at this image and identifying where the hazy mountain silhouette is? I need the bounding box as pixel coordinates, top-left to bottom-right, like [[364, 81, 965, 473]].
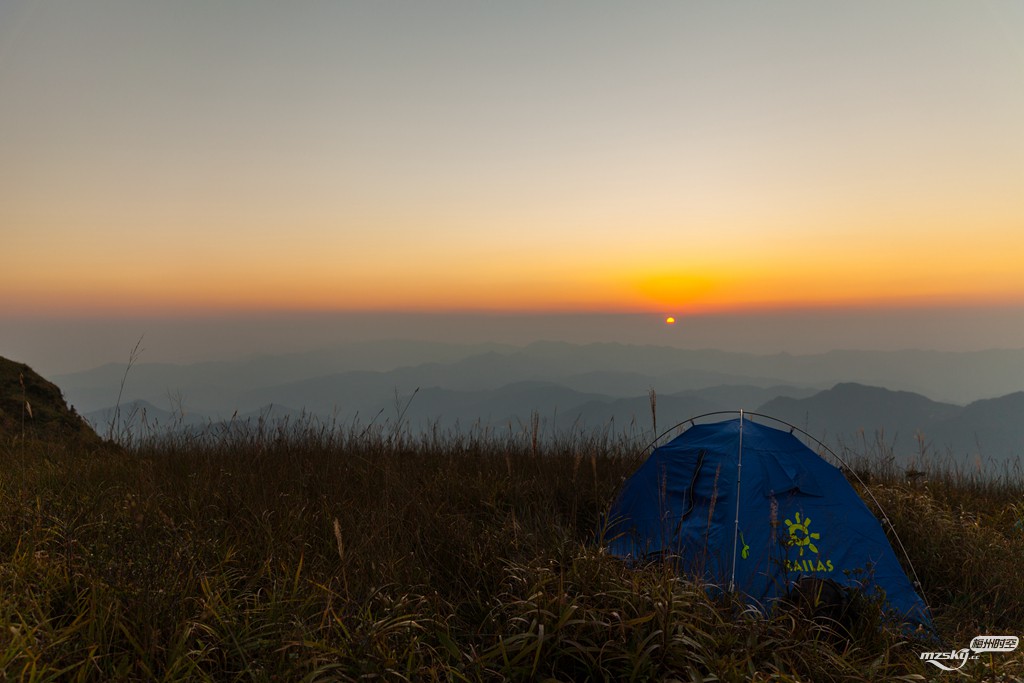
[[59, 341, 1024, 461], [54, 341, 517, 412], [929, 392, 1024, 465], [56, 342, 1024, 418], [758, 383, 1023, 463], [363, 382, 611, 432], [759, 383, 960, 437], [57, 342, 797, 416], [85, 399, 314, 440]]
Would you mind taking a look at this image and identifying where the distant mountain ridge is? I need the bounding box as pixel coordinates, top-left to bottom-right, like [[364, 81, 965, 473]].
[[759, 383, 1024, 463], [760, 383, 962, 442], [80, 381, 1024, 464], [56, 342, 1024, 413], [58, 341, 1024, 462]]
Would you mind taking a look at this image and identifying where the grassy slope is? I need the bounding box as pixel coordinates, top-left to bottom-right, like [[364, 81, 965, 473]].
[[0, 423, 1021, 682], [0, 356, 106, 449]]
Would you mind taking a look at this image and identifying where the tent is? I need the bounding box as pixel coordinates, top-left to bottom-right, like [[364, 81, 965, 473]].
[[605, 413, 932, 629]]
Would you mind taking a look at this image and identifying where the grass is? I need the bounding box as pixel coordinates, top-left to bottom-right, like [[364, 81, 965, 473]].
[[0, 416, 1022, 681]]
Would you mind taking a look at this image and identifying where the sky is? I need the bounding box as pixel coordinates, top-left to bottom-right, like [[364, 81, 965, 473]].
[[2, 1, 1024, 372]]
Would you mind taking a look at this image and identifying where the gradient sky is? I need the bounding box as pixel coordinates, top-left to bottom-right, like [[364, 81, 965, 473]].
[[3, 0, 1022, 314], [2, 2, 1024, 374]]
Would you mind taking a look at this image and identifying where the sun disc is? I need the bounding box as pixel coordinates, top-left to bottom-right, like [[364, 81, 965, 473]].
[[665, 316, 676, 325]]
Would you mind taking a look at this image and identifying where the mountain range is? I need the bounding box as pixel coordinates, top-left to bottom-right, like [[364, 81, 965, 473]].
[[52, 340, 1024, 464]]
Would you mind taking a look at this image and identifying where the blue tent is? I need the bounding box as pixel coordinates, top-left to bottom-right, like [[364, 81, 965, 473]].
[[606, 415, 932, 629]]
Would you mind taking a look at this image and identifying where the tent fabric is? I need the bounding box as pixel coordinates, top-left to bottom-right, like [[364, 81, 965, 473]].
[[605, 416, 932, 629]]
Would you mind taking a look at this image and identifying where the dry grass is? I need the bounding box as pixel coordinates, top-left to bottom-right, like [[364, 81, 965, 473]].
[[0, 417, 1021, 681]]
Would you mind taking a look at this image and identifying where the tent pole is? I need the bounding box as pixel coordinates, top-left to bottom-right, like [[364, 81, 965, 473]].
[[729, 409, 744, 593]]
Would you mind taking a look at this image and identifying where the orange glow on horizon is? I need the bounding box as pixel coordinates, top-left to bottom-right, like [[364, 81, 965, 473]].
[[6, 271, 1024, 318], [5, 212, 1024, 317]]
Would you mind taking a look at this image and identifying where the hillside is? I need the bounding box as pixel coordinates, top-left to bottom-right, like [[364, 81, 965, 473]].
[[0, 355, 106, 448]]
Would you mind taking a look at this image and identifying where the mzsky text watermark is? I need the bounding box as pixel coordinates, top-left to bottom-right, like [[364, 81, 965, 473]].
[[920, 636, 1018, 672]]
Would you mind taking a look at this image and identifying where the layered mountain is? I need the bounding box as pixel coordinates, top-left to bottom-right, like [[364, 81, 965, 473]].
[[758, 383, 1024, 463], [56, 341, 1024, 462]]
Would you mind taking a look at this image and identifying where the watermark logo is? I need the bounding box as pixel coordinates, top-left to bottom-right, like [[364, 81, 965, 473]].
[[921, 636, 1018, 672], [970, 636, 1018, 653]]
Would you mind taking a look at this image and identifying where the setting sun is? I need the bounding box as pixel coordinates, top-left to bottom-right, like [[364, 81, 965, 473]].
[[665, 316, 676, 325]]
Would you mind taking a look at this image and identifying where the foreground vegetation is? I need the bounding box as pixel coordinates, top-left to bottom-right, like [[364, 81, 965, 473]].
[[1, 418, 1022, 681]]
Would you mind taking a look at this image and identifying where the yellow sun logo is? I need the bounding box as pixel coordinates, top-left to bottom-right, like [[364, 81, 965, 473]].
[[784, 512, 820, 556]]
